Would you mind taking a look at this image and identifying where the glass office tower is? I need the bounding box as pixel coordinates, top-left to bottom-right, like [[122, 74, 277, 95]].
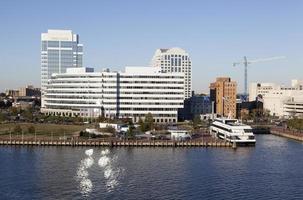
[[41, 29, 83, 107]]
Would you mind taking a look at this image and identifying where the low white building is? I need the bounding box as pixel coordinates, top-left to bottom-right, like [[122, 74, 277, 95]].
[[41, 67, 184, 123], [249, 80, 303, 117], [168, 129, 191, 140], [99, 123, 120, 131]]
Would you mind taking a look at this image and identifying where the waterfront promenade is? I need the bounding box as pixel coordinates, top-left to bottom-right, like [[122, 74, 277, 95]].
[[270, 127, 303, 142]]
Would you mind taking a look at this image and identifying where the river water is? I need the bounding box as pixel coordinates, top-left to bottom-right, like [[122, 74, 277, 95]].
[[0, 135, 302, 200]]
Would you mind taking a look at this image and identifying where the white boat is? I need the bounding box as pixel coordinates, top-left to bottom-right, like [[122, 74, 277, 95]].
[[210, 118, 256, 145]]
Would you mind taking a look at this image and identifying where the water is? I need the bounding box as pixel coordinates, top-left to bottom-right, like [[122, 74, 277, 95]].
[[0, 135, 302, 200]]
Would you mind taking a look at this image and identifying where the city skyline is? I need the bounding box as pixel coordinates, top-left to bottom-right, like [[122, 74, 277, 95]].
[[1, 0, 302, 93]]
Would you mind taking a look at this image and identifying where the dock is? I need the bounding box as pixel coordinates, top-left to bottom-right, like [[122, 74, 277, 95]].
[[0, 139, 232, 148]]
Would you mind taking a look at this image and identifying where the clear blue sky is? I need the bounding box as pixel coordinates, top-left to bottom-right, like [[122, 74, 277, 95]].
[[0, 0, 302, 93]]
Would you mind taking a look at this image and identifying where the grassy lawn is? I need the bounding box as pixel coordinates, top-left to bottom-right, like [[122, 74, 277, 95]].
[[0, 123, 90, 137]]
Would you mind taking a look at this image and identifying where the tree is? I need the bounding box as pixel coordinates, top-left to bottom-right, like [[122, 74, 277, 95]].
[[144, 113, 154, 131], [241, 111, 250, 121], [287, 118, 303, 131], [28, 125, 35, 134], [138, 117, 146, 132], [193, 115, 201, 129], [97, 115, 105, 123], [127, 120, 135, 138]]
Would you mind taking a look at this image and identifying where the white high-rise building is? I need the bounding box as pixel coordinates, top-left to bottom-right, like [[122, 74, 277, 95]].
[[249, 80, 303, 117], [151, 47, 192, 99], [41, 29, 83, 107], [42, 67, 184, 123]]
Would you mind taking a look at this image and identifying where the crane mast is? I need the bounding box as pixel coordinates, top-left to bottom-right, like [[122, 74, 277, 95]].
[[233, 56, 285, 100]]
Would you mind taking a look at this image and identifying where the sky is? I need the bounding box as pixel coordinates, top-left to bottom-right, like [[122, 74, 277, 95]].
[[0, 0, 303, 94]]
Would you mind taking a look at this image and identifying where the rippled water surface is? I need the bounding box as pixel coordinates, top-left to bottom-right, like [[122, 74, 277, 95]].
[[0, 135, 302, 200]]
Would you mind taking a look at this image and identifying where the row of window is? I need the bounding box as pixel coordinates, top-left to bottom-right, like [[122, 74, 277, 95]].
[[46, 100, 182, 106], [50, 80, 184, 84], [163, 55, 190, 61]]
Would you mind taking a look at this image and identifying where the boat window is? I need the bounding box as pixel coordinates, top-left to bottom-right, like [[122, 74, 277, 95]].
[[244, 129, 253, 133], [212, 124, 231, 132], [225, 120, 237, 124]]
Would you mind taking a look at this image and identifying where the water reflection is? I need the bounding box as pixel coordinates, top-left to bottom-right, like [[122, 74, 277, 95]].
[[98, 149, 124, 192], [76, 149, 94, 196]]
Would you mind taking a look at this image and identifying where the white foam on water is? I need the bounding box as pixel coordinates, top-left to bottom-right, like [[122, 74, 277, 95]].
[[101, 149, 110, 155], [85, 149, 94, 157], [98, 156, 110, 168]]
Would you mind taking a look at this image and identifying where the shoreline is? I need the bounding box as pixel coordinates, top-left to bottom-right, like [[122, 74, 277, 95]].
[[270, 127, 303, 142]]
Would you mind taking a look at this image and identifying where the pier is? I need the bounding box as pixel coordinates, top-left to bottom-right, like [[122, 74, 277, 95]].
[[0, 138, 232, 148]]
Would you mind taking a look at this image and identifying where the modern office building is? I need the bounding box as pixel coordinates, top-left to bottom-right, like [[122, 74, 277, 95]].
[[209, 77, 237, 118], [178, 94, 211, 121], [249, 80, 303, 117], [42, 67, 184, 123], [151, 47, 192, 99], [41, 29, 83, 107]]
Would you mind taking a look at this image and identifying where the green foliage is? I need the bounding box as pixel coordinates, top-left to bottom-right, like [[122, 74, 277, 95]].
[[14, 125, 22, 133], [127, 120, 135, 138], [138, 117, 146, 132], [287, 118, 303, 130], [28, 125, 35, 133], [144, 113, 154, 131], [193, 115, 201, 129]]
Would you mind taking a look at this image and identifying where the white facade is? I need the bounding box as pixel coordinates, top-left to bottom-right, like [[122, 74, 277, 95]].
[[41, 29, 83, 107], [169, 130, 191, 140], [249, 80, 303, 117], [42, 67, 184, 123], [283, 102, 303, 117], [151, 47, 192, 99]]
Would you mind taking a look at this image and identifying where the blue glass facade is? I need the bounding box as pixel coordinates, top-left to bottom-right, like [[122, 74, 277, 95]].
[[41, 35, 83, 92], [41, 30, 83, 108]]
